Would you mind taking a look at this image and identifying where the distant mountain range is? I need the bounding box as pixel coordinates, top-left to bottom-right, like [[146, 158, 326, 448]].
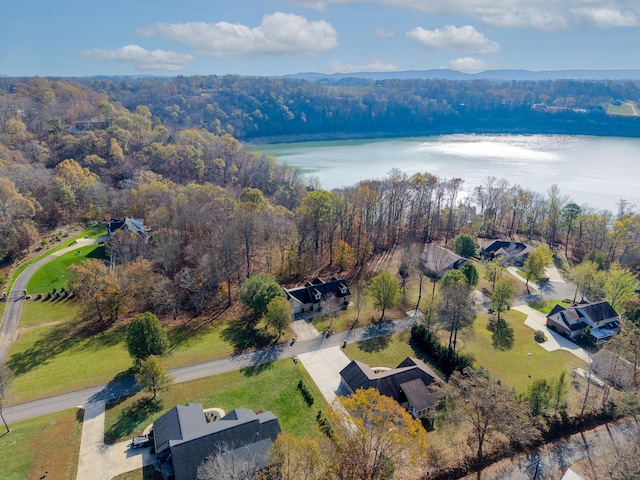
[[285, 69, 640, 82]]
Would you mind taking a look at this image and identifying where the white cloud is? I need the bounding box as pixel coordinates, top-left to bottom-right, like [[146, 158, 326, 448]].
[[374, 27, 396, 38], [78, 45, 195, 71], [325, 56, 397, 73], [290, 0, 327, 10], [570, 8, 638, 28], [137, 12, 338, 58], [407, 25, 499, 55], [447, 57, 499, 73], [308, 0, 640, 31]]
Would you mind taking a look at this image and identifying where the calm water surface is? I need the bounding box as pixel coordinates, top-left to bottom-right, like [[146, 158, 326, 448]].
[[253, 134, 640, 212]]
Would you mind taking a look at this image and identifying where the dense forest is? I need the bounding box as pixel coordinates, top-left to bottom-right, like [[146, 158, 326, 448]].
[[84, 75, 640, 140], [1, 76, 640, 319]]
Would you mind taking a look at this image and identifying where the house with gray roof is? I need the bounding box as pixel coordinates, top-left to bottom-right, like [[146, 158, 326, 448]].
[[339, 357, 442, 419], [480, 239, 535, 265], [283, 276, 350, 315], [420, 245, 467, 279], [153, 403, 281, 480], [546, 301, 620, 344]]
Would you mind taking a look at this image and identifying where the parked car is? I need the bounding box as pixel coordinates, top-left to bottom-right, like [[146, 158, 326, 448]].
[[131, 435, 151, 448]]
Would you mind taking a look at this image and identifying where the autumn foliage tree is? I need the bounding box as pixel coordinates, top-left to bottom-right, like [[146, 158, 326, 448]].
[[330, 388, 427, 480], [445, 368, 538, 469]]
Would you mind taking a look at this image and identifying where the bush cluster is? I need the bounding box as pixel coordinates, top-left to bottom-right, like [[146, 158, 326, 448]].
[[411, 324, 473, 376], [316, 410, 333, 438], [534, 330, 547, 343], [297, 379, 314, 406]]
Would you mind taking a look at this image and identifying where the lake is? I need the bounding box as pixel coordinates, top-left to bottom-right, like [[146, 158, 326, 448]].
[[252, 134, 640, 212]]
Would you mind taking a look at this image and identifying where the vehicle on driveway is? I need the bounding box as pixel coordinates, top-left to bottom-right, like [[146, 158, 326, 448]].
[[131, 434, 151, 448]]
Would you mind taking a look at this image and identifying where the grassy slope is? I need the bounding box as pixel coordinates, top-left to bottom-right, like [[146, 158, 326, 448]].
[[1, 408, 82, 480], [26, 244, 105, 293]]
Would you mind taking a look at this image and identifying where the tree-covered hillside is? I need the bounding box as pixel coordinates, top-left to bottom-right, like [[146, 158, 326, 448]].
[[68, 75, 640, 141]]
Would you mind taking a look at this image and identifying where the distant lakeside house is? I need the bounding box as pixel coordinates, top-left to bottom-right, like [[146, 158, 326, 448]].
[[480, 239, 535, 265], [283, 276, 350, 316], [546, 301, 620, 344], [153, 403, 281, 480], [420, 245, 467, 278], [340, 357, 442, 419]]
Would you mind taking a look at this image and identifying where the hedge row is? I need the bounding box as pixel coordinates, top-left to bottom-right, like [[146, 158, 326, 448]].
[[411, 324, 473, 377]]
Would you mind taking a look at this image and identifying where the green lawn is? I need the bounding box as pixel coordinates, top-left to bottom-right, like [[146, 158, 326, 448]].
[[456, 310, 586, 393], [6, 321, 132, 404], [528, 299, 571, 314], [345, 330, 419, 368], [7, 226, 105, 293], [27, 244, 106, 293], [103, 358, 327, 444], [0, 408, 82, 480], [19, 298, 79, 328]]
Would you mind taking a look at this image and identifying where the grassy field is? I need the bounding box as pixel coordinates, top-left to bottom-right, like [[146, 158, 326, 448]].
[[606, 101, 639, 116], [0, 408, 82, 480], [6, 321, 132, 404], [19, 298, 79, 327], [27, 244, 106, 293], [103, 358, 327, 444], [345, 330, 420, 369], [455, 310, 586, 393]]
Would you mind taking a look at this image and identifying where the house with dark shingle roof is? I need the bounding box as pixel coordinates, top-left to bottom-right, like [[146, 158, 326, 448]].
[[480, 239, 535, 265], [339, 357, 442, 419], [546, 301, 620, 343], [153, 403, 281, 480], [107, 217, 147, 238], [283, 276, 350, 315], [419, 245, 467, 279]]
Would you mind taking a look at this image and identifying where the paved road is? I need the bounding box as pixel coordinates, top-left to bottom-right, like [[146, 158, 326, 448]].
[[0, 238, 98, 365], [4, 317, 415, 423]]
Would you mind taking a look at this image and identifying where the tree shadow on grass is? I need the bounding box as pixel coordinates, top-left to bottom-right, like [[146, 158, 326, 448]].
[[221, 318, 275, 353], [167, 305, 228, 351], [358, 335, 391, 353], [7, 314, 121, 376], [103, 397, 162, 445], [7, 319, 84, 376], [491, 320, 514, 351]]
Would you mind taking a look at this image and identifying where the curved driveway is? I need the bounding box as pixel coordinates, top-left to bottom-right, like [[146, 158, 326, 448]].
[[0, 238, 98, 365]]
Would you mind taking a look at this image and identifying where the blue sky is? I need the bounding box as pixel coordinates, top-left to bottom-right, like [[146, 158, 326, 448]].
[[2, 0, 640, 77]]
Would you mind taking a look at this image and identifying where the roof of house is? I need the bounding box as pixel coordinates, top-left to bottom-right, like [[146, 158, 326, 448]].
[[340, 357, 441, 410], [154, 404, 281, 480], [577, 301, 618, 322], [480, 240, 535, 258], [419, 246, 467, 276], [154, 403, 210, 454], [547, 301, 619, 332], [285, 276, 350, 305], [107, 217, 146, 236]]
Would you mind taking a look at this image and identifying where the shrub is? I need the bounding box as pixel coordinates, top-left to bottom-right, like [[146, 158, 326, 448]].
[[297, 379, 315, 406], [411, 324, 473, 376], [534, 330, 547, 343]]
